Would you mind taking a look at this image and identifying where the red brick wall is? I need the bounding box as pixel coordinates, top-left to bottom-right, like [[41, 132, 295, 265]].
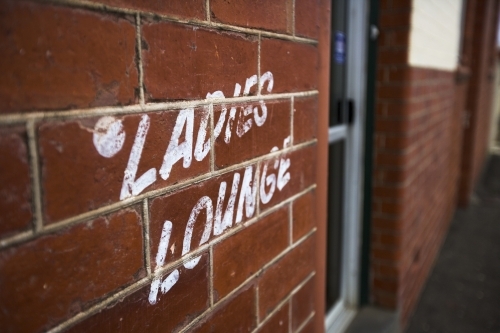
[[373, 66, 462, 323], [372, 0, 465, 327], [0, 1, 320, 332], [372, 0, 499, 328]]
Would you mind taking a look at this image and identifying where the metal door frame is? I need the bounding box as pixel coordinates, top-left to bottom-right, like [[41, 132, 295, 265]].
[[325, 0, 369, 331]]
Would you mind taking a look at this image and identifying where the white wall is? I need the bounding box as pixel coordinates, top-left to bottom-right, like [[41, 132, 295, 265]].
[[409, 0, 464, 71]]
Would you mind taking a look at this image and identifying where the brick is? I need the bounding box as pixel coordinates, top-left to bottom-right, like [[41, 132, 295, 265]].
[[372, 262, 400, 279], [0, 127, 32, 238], [391, 29, 411, 47], [372, 247, 401, 261], [257, 303, 289, 333], [374, 169, 406, 184], [214, 100, 291, 169], [383, 135, 411, 150], [0, 208, 144, 333], [260, 144, 316, 211], [149, 166, 256, 270], [372, 209, 405, 231], [0, 1, 137, 114], [68, 254, 209, 333], [210, 0, 291, 33], [295, 0, 319, 38], [293, 96, 318, 144], [379, 29, 411, 48], [380, 0, 412, 10], [378, 101, 414, 117], [377, 48, 408, 66], [142, 21, 258, 101], [258, 234, 315, 318], [188, 283, 256, 333], [89, 0, 205, 19], [373, 230, 401, 248], [213, 207, 289, 300], [375, 117, 410, 133], [292, 190, 316, 241], [374, 151, 407, 166], [261, 39, 318, 93], [379, 10, 411, 28], [372, 185, 404, 200], [297, 316, 315, 332], [373, 278, 399, 293], [385, 66, 411, 82], [376, 83, 410, 100], [39, 109, 209, 223], [291, 276, 315, 331], [379, 201, 405, 215]]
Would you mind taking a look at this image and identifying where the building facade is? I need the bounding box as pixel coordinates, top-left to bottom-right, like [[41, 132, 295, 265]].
[[0, 0, 497, 332]]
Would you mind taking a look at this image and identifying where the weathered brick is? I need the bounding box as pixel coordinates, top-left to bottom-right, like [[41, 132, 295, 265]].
[[142, 21, 258, 101], [259, 144, 316, 211], [38, 109, 209, 223], [258, 234, 315, 318], [292, 190, 316, 241], [257, 303, 289, 333], [188, 283, 256, 333], [68, 254, 209, 333], [89, 0, 206, 19], [261, 39, 318, 93], [0, 1, 138, 113], [149, 166, 257, 270], [213, 207, 289, 300], [214, 100, 291, 169], [0, 208, 144, 333], [292, 276, 315, 331], [295, 0, 319, 38], [210, 0, 292, 33], [293, 96, 318, 144], [0, 127, 32, 238]]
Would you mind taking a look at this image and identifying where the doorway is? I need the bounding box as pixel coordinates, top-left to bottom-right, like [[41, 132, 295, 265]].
[[325, 0, 369, 331]]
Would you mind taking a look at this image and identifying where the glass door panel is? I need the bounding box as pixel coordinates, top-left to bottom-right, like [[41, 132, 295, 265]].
[[326, 139, 345, 309], [325, 0, 369, 331], [326, 0, 348, 314]]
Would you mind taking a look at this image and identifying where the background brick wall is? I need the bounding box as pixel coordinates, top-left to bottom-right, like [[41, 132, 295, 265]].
[[372, 0, 499, 328], [371, 1, 461, 325], [0, 0, 320, 332]]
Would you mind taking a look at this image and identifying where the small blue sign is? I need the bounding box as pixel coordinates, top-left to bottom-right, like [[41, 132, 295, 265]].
[[335, 32, 346, 64]]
